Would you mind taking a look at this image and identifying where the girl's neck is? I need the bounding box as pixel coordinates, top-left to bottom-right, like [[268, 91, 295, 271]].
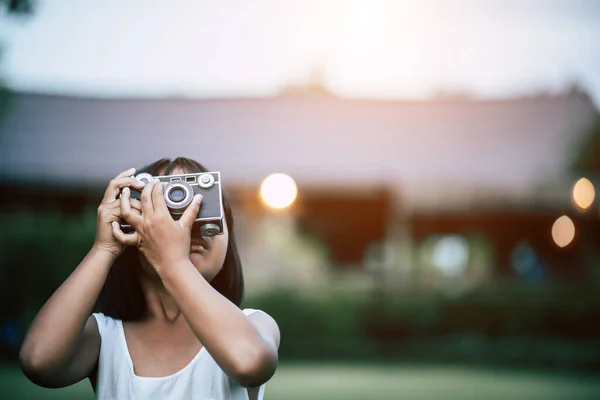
[[139, 262, 182, 323]]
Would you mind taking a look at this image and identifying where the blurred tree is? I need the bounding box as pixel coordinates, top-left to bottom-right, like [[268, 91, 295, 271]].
[[0, 0, 34, 142], [571, 119, 600, 178], [2, 0, 33, 15], [279, 67, 335, 98], [0, 85, 12, 130], [0, 45, 14, 147]]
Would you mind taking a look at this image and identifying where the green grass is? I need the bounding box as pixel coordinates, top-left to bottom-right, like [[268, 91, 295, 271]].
[[1, 362, 599, 400]]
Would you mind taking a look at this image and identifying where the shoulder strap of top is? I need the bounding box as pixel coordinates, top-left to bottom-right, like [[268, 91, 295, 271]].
[[92, 312, 120, 338], [242, 308, 264, 317], [92, 312, 107, 336]]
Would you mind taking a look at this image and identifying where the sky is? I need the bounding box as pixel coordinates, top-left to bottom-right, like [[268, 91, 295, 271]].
[[0, 0, 599, 105]]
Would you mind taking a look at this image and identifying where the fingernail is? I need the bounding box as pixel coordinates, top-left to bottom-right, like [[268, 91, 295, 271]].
[[195, 194, 202, 202], [123, 187, 130, 195], [112, 221, 118, 227]]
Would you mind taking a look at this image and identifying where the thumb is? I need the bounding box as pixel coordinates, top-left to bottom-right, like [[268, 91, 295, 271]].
[[180, 194, 202, 230], [112, 221, 139, 247]]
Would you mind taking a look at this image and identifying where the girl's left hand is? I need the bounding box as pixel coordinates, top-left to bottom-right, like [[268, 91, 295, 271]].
[[112, 180, 202, 276]]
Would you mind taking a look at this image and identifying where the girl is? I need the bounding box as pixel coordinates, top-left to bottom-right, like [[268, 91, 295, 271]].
[[19, 157, 280, 400]]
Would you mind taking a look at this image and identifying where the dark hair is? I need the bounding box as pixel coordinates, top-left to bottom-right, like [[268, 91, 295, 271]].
[[99, 157, 244, 321]]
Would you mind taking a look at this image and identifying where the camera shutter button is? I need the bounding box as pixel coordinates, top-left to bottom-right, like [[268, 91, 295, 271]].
[[198, 174, 215, 188]]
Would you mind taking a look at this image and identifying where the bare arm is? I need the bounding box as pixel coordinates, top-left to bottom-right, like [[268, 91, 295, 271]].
[[162, 261, 280, 388], [19, 246, 113, 388], [19, 168, 144, 388]]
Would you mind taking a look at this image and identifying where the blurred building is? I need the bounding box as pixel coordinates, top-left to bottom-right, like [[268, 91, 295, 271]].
[[1, 88, 599, 293]]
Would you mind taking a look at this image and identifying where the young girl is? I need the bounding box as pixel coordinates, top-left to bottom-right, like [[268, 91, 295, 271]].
[[19, 157, 280, 400]]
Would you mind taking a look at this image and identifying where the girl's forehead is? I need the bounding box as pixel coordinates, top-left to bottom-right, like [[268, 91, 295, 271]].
[[158, 166, 189, 176], [170, 167, 187, 175]]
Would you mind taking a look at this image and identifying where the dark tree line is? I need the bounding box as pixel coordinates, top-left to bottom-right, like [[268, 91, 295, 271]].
[[2, 0, 33, 15]]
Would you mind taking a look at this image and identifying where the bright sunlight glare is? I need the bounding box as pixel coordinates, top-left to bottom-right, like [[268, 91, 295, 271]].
[[260, 173, 298, 210]]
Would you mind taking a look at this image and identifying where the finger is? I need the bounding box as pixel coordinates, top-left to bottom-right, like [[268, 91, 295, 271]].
[[179, 194, 202, 230], [117, 176, 146, 191], [101, 199, 121, 211], [101, 168, 135, 202], [112, 221, 139, 247], [102, 176, 145, 204], [121, 187, 143, 228], [116, 167, 136, 179], [152, 181, 169, 216], [112, 177, 146, 201], [97, 201, 119, 226], [100, 196, 138, 215], [130, 198, 142, 214], [140, 180, 155, 215]]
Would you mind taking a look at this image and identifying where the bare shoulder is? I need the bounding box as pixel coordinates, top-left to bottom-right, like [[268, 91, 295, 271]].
[[244, 309, 279, 399], [86, 314, 100, 334], [79, 315, 101, 368], [84, 314, 102, 347], [245, 309, 280, 349], [82, 315, 101, 386], [59, 315, 101, 382]]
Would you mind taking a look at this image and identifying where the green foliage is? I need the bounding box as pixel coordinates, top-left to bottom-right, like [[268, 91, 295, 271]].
[[245, 286, 600, 366], [0, 209, 97, 325], [244, 290, 372, 359]]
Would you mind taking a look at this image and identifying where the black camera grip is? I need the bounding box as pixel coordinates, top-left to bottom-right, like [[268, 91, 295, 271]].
[[116, 187, 142, 200], [128, 189, 142, 201]]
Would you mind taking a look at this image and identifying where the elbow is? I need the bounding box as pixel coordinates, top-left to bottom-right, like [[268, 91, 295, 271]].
[[19, 344, 59, 387], [19, 344, 45, 383], [231, 346, 278, 388], [19, 342, 39, 375]]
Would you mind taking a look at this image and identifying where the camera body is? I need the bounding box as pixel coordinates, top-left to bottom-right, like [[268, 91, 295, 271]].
[[120, 171, 225, 237]]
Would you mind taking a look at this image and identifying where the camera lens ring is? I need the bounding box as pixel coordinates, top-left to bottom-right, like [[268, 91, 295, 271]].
[[164, 181, 194, 214]]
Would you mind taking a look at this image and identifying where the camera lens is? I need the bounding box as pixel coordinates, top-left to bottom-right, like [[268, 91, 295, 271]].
[[164, 181, 193, 215], [169, 188, 186, 203]]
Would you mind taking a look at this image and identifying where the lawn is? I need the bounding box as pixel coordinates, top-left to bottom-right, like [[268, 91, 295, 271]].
[[1, 362, 599, 399]]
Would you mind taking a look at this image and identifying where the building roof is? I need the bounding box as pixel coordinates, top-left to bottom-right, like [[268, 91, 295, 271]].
[[0, 90, 597, 208]]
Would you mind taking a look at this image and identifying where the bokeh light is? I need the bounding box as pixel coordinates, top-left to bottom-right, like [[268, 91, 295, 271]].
[[260, 173, 298, 209], [432, 235, 469, 277], [551, 215, 575, 248], [572, 177, 595, 210]]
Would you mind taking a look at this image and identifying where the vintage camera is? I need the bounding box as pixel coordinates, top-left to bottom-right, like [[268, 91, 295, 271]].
[[120, 171, 224, 237]]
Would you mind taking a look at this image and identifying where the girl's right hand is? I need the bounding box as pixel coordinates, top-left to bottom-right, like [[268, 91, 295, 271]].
[[93, 167, 145, 257]]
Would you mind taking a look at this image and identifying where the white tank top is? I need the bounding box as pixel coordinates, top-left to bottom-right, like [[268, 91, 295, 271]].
[[92, 309, 267, 400]]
